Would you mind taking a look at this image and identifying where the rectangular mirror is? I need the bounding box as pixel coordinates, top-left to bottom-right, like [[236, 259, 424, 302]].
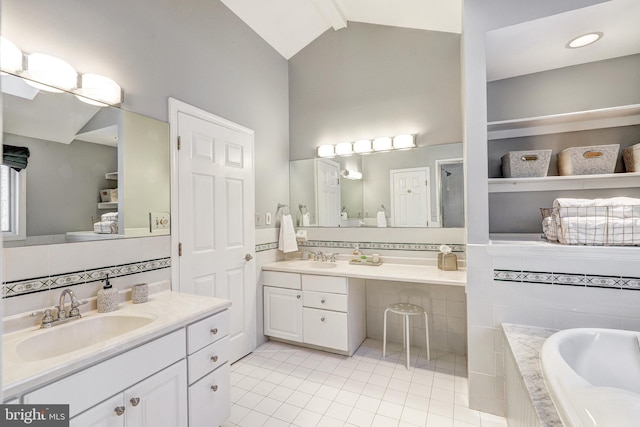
[[290, 142, 464, 228], [1, 73, 170, 246]]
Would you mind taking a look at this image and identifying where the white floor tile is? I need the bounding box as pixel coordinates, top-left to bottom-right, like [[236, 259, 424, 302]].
[[226, 339, 507, 427]]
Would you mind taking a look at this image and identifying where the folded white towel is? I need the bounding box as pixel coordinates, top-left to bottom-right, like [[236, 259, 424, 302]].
[[278, 214, 298, 253], [302, 213, 310, 226], [554, 197, 640, 219], [94, 220, 118, 234], [377, 211, 387, 228], [558, 217, 640, 245], [101, 211, 118, 221]]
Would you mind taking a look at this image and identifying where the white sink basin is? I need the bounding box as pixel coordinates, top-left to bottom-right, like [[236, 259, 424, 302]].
[[16, 314, 157, 361], [295, 261, 338, 269]]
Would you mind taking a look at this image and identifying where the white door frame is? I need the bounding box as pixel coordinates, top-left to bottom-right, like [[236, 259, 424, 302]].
[[168, 98, 255, 290], [434, 158, 463, 228]]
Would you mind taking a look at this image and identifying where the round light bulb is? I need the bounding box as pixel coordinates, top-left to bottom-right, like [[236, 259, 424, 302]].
[[76, 73, 122, 106], [24, 53, 77, 93], [0, 37, 23, 74]]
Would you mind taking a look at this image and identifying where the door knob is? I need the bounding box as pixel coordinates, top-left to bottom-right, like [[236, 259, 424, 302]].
[[245, 253, 253, 261]]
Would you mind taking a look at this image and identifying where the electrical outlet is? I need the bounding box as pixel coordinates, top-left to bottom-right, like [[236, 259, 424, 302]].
[[265, 212, 272, 225], [255, 213, 263, 226], [150, 212, 170, 232]]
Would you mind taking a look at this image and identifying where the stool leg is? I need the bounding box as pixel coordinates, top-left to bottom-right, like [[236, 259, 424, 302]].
[[424, 311, 430, 361], [405, 315, 410, 370], [402, 315, 406, 349], [383, 308, 389, 358]]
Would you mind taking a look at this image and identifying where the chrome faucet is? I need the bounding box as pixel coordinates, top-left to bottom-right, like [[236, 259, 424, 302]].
[[31, 288, 88, 328], [313, 251, 327, 262]]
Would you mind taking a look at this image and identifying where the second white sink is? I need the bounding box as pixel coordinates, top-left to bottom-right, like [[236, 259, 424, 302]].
[[16, 313, 157, 362]]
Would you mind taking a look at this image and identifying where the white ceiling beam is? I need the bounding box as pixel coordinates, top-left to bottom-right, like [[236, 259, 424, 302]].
[[310, 0, 347, 30]]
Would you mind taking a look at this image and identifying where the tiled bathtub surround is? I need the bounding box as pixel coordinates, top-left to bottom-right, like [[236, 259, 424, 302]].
[[2, 257, 170, 298], [494, 269, 640, 290]]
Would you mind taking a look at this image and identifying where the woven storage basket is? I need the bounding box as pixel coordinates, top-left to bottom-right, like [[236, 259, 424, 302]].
[[623, 143, 640, 173], [501, 149, 552, 178], [557, 144, 619, 176]]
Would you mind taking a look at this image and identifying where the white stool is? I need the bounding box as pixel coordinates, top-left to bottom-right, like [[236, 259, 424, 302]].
[[382, 302, 430, 369]]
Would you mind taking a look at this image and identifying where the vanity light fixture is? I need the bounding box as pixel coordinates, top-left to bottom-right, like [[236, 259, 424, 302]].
[[353, 139, 372, 154], [566, 32, 603, 49], [24, 53, 77, 93], [393, 134, 416, 149], [372, 136, 393, 152], [0, 37, 23, 74], [75, 73, 122, 106], [335, 141, 354, 156], [317, 144, 335, 158], [342, 169, 362, 180]]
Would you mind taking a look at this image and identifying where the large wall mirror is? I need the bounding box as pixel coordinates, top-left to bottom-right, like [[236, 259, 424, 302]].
[[2, 73, 170, 247], [290, 143, 464, 228]]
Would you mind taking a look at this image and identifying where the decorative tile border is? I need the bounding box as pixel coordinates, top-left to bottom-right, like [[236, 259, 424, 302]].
[[256, 240, 465, 253], [2, 257, 171, 299], [494, 269, 640, 291]]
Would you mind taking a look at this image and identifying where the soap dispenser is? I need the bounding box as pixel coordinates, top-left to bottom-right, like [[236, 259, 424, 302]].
[[97, 273, 119, 313]]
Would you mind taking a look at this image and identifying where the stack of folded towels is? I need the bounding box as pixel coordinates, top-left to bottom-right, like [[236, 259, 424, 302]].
[[94, 212, 119, 234], [544, 197, 640, 245]]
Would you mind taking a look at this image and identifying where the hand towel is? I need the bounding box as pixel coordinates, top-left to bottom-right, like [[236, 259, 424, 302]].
[[101, 211, 118, 221], [278, 214, 298, 253], [376, 211, 387, 227], [94, 221, 118, 234], [302, 213, 310, 226], [554, 197, 640, 219]]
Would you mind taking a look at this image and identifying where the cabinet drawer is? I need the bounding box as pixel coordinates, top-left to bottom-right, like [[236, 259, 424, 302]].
[[262, 271, 301, 289], [187, 336, 229, 385], [303, 308, 348, 351], [302, 275, 347, 294], [303, 290, 347, 312], [187, 309, 229, 354], [188, 363, 230, 427]]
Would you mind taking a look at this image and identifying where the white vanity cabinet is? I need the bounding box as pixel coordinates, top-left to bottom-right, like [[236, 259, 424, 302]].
[[263, 270, 366, 355], [70, 361, 187, 427], [19, 307, 231, 427]]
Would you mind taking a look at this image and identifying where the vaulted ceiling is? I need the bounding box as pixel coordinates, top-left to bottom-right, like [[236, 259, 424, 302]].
[[219, 0, 463, 59]]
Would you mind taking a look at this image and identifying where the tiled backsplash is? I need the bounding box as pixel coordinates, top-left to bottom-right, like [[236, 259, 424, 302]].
[[257, 240, 465, 253]]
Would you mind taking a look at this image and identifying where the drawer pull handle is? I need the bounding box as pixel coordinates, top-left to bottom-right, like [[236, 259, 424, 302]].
[[321, 299, 326, 304], [584, 150, 603, 158], [114, 406, 126, 416], [211, 355, 219, 363], [321, 317, 326, 322], [210, 328, 218, 335], [130, 397, 140, 407], [211, 385, 219, 392], [297, 295, 301, 299]]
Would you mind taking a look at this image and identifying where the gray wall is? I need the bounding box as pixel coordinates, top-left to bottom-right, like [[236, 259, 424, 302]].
[[289, 22, 462, 161], [2, 0, 290, 224], [3, 133, 117, 236]]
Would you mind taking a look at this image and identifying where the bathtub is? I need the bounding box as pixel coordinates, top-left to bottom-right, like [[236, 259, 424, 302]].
[[541, 328, 640, 427]]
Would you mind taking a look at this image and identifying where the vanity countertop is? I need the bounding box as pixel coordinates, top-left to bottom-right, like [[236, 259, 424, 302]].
[[262, 258, 466, 286], [2, 291, 231, 397]]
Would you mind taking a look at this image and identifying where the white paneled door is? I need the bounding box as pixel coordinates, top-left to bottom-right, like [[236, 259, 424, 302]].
[[170, 99, 255, 363], [390, 167, 430, 227], [315, 158, 340, 227]]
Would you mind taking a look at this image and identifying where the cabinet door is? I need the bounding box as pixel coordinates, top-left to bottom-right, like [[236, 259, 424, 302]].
[[264, 286, 303, 342], [303, 308, 348, 351], [70, 394, 125, 427], [124, 360, 188, 427]]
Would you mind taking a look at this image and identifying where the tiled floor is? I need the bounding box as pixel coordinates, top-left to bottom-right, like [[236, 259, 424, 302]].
[[224, 339, 507, 427]]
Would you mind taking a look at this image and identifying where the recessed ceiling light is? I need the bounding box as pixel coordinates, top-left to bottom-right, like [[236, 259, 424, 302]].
[[566, 32, 603, 49]]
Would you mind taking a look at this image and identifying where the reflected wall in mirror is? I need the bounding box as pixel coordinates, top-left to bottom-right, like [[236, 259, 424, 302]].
[[290, 143, 464, 228], [2, 73, 170, 246]]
